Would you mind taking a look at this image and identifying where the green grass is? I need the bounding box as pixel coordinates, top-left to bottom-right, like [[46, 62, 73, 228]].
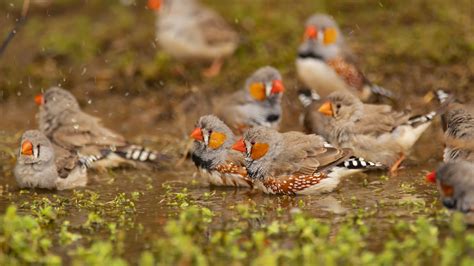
[[1, 184, 474, 265]]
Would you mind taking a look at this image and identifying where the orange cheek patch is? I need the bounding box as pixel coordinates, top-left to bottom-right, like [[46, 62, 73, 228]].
[[249, 83, 266, 101], [441, 184, 454, 197], [251, 143, 269, 160], [323, 28, 337, 45], [208, 132, 227, 149]]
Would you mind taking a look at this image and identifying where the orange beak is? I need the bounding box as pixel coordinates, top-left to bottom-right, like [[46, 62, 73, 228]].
[[271, 80, 285, 94], [304, 26, 318, 40], [21, 140, 33, 156], [190, 127, 204, 141], [34, 94, 44, 106], [232, 138, 246, 153], [426, 171, 436, 183], [318, 101, 333, 116], [147, 0, 161, 10]]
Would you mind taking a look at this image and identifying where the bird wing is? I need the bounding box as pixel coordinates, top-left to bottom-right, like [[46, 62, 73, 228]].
[[52, 111, 126, 150], [194, 6, 238, 46], [270, 132, 350, 176], [53, 144, 79, 179], [213, 90, 254, 132], [354, 104, 410, 136]]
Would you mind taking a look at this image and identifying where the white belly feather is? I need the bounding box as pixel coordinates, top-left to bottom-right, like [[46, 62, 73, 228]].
[[296, 58, 348, 98], [199, 168, 251, 187]]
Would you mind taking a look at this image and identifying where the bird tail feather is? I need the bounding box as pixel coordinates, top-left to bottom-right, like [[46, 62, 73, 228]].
[[370, 84, 397, 101], [298, 88, 321, 108], [338, 156, 385, 170], [113, 145, 168, 165]]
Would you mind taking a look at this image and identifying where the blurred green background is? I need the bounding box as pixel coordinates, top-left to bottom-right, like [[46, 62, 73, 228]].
[[0, 0, 472, 102]]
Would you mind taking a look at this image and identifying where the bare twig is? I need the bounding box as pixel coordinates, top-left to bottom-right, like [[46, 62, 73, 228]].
[[0, 0, 31, 58]]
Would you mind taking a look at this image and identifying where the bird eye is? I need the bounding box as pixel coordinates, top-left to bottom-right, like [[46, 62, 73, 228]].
[[250, 141, 255, 145], [336, 104, 341, 109]]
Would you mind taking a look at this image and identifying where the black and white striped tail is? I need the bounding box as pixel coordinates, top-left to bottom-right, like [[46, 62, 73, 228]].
[[405, 111, 436, 128], [298, 88, 321, 108], [435, 89, 451, 104], [114, 145, 167, 165], [370, 84, 397, 100], [433, 89, 455, 132], [338, 156, 385, 170], [79, 149, 112, 168]]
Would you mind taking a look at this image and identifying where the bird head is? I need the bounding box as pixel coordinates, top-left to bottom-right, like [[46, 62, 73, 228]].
[[17, 130, 54, 164], [430, 162, 474, 212], [245, 66, 284, 102], [35, 87, 80, 117], [190, 115, 235, 168], [232, 127, 281, 179], [318, 90, 362, 121], [298, 14, 344, 60]]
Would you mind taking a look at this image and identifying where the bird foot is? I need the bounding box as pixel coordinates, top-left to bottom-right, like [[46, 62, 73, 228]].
[[389, 154, 406, 176], [202, 59, 223, 78]]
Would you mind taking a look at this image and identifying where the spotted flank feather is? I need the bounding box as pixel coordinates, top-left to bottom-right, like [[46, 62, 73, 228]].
[[298, 88, 321, 108], [339, 156, 384, 170], [405, 111, 436, 128], [260, 172, 328, 195], [115, 145, 166, 165], [215, 163, 248, 176], [327, 57, 365, 90]]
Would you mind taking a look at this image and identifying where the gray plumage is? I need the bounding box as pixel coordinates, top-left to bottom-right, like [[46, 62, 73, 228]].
[[241, 127, 349, 181], [191, 115, 242, 170], [322, 91, 435, 167], [37, 87, 166, 169], [213, 66, 284, 132], [236, 127, 384, 195], [443, 102, 474, 163], [297, 14, 351, 61], [154, 0, 238, 61], [435, 161, 474, 212], [296, 13, 395, 101], [191, 115, 251, 187], [14, 130, 88, 190]]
